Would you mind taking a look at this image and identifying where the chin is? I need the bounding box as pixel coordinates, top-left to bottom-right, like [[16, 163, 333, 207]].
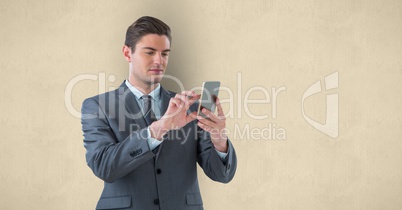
[[149, 77, 163, 85]]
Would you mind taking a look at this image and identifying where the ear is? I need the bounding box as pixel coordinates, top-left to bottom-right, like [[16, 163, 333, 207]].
[[122, 45, 132, 62]]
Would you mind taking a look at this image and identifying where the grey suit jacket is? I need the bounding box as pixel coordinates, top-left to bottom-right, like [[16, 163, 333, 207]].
[[81, 82, 237, 210]]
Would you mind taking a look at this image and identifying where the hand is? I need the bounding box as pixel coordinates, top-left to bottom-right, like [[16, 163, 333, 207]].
[[149, 91, 200, 140], [197, 98, 228, 152]]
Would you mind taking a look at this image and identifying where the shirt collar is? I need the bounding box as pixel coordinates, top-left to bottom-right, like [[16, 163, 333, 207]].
[[125, 80, 161, 101]]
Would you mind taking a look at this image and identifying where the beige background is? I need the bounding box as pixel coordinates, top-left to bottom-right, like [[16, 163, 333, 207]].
[[1, 0, 402, 209]]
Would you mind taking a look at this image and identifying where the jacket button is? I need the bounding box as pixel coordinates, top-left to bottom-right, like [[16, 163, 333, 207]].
[[156, 168, 162, 174], [154, 199, 159, 205], [130, 149, 143, 158]]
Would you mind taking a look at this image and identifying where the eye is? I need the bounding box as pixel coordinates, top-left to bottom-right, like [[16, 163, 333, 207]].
[[162, 52, 169, 57], [145, 51, 154, 55]]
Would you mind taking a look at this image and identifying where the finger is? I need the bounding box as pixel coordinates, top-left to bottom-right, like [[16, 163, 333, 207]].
[[188, 111, 198, 119], [176, 91, 196, 101], [197, 115, 216, 127], [200, 108, 220, 122], [197, 121, 212, 133], [186, 111, 198, 123], [216, 97, 225, 118], [197, 121, 221, 136], [176, 92, 202, 108], [177, 94, 190, 110], [181, 90, 196, 97], [170, 98, 185, 110], [188, 94, 201, 106], [169, 98, 180, 107], [165, 98, 181, 119], [175, 94, 191, 109], [181, 91, 201, 104], [178, 93, 200, 105]]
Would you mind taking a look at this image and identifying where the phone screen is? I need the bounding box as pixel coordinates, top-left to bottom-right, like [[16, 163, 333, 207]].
[[197, 81, 220, 119]]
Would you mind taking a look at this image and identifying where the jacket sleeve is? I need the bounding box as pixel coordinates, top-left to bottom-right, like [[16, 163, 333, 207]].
[[81, 97, 154, 183], [196, 126, 237, 183]]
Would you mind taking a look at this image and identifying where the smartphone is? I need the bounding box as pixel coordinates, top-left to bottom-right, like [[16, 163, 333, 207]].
[[197, 81, 220, 119]]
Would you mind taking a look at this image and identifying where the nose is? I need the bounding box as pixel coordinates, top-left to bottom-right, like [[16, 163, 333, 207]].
[[153, 53, 163, 65]]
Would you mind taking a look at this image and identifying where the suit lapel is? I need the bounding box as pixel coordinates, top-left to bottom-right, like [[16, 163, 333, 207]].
[[160, 86, 175, 115], [117, 82, 148, 130], [155, 86, 175, 160]]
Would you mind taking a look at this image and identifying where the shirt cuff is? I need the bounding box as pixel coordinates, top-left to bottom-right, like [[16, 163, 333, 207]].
[[215, 149, 228, 161], [147, 127, 163, 150]]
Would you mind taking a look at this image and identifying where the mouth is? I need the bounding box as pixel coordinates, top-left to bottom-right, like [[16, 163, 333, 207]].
[[149, 69, 164, 74]]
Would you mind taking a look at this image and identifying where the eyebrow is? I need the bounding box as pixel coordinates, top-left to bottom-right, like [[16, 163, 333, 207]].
[[142, 47, 171, 52]]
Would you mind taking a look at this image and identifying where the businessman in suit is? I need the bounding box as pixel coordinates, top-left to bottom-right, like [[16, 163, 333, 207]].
[[81, 16, 237, 210]]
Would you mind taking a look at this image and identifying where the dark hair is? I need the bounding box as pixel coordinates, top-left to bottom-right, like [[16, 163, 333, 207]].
[[125, 16, 171, 52]]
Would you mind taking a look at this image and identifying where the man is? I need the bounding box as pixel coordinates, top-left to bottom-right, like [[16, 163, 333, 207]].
[[81, 16, 237, 210]]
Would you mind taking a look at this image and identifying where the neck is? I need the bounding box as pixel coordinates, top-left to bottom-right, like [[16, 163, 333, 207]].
[[127, 78, 159, 95]]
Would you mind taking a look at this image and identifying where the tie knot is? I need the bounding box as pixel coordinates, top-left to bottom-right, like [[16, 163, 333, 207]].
[[141, 95, 153, 101], [141, 95, 152, 102], [141, 95, 153, 110]]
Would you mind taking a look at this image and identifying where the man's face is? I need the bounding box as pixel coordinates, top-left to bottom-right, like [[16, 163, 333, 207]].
[[126, 34, 170, 89]]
